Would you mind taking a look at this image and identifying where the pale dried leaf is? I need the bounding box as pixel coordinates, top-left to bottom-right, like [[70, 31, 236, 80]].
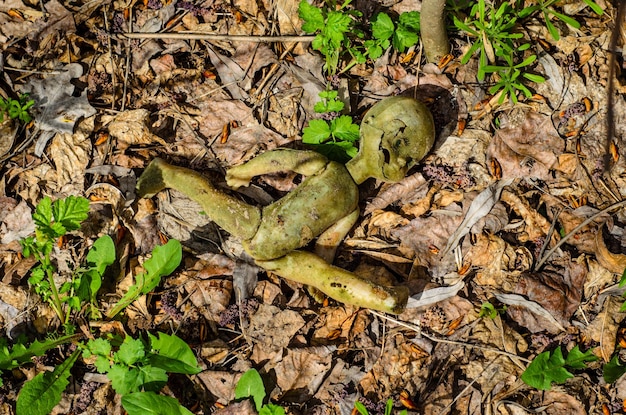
[[407, 281, 465, 309], [0, 198, 33, 244], [442, 179, 513, 256], [24, 64, 96, 155], [495, 293, 565, 332]]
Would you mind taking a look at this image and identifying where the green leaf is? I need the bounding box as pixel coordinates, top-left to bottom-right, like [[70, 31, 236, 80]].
[[330, 115, 359, 142], [108, 364, 168, 395], [0, 334, 79, 371], [298, 0, 324, 33], [122, 392, 194, 415], [115, 336, 146, 366], [549, 9, 580, 29], [523, 73, 546, 83], [392, 26, 419, 53], [235, 369, 266, 412], [324, 10, 352, 48], [521, 347, 573, 390], [33, 196, 54, 237], [371, 13, 394, 41], [16, 349, 80, 415], [52, 196, 90, 233], [107, 239, 181, 318], [604, 355, 626, 383], [564, 345, 598, 369], [302, 119, 331, 144], [582, 0, 603, 15], [354, 401, 369, 415], [147, 332, 201, 375], [259, 404, 286, 415], [142, 239, 182, 286], [76, 235, 116, 313], [399, 11, 420, 31]]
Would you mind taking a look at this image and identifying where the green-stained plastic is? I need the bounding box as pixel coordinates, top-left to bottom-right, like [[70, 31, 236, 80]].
[[136, 96, 435, 313]]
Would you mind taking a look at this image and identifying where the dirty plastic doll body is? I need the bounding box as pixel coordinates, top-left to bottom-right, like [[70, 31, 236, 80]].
[[136, 97, 435, 314]]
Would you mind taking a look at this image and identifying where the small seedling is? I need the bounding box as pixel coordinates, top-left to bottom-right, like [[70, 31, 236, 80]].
[[354, 398, 407, 415], [482, 45, 545, 104], [21, 196, 115, 331], [478, 301, 506, 319], [302, 90, 360, 162], [235, 368, 286, 414], [521, 345, 597, 390], [0, 93, 34, 123]]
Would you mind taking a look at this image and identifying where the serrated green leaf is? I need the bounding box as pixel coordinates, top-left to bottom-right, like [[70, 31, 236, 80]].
[[108, 364, 168, 395], [116, 337, 146, 366], [52, 196, 90, 233], [564, 345, 598, 369], [392, 26, 419, 53], [521, 348, 574, 390], [399, 11, 420, 31], [302, 119, 331, 144], [298, 0, 324, 33], [330, 115, 359, 142], [371, 13, 394, 41], [122, 392, 194, 415], [16, 349, 80, 415], [32, 197, 53, 233], [147, 332, 201, 375], [604, 355, 626, 383], [235, 369, 266, 412]]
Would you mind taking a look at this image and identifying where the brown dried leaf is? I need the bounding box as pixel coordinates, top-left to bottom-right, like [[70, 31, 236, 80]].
[[247, 304, 305, 353], [272, 346, 334, 401], [0, 198, 33, 245], [487, 111, 562, 180]]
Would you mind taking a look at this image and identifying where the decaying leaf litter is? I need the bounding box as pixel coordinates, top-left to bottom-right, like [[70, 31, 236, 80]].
[[1, 0, 626, 412]]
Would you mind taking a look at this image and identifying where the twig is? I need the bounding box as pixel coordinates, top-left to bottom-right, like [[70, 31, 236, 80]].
[[122, 32, 315, 43], [535, 199, 626, 270], [368, 310, 531, 363]]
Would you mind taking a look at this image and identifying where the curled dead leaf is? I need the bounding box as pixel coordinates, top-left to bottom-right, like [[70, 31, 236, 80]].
[[595, 225, 626, 274]]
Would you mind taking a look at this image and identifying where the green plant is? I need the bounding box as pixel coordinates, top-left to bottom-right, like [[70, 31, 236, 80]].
[[298, 0, 421, 161], [482, 45, 545, 103], [521, 345, 597, 390], [21, 196, 115, 331], [11, 194, 192, 414], [82, 331, 201, 411], [354, 398, 408, 415], [453, 0, 523, 80], [478, 301, 506, 318], [298, 0, 420, 76], [302, 90, 360, 161], [518, 0, 602, 41], [235, 368, 286, 415], [106, 238, 182, 318], [0, 93, 34, 123]]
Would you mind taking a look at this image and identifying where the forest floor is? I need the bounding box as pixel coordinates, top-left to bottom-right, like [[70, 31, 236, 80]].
[[1, 0, 626, 414]]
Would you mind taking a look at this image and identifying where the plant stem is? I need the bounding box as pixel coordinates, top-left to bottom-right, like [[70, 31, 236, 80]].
[[43, 259, 66, 324], [421, 0, 450, 62]]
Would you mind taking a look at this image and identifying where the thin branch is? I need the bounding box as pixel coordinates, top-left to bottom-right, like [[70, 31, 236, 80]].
[[122, 32, 315, 43]]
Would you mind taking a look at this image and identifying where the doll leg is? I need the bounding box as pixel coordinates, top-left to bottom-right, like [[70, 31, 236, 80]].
[[136, 158, 261, 240], [257, 250, 408, 314]]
